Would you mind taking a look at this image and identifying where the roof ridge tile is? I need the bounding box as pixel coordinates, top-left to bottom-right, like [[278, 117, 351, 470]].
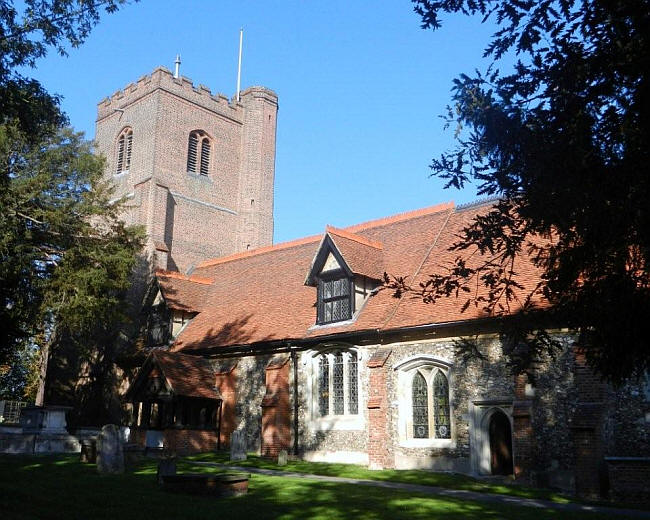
[[155, 269, 213, 285], [196, 234, 322, 269], [326, 225, 383, 250], [343, 201, 455, 233]]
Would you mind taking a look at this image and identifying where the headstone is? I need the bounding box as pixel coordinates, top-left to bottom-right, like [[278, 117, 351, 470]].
[[157, 457, 177, 484], [230, 429, 247, 461], [80, 439, 97, 463], [277, 449, 288, 466], [96, 424, 124, 474]]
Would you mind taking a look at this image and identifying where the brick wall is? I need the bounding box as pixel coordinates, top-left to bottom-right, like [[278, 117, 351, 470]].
[[261, 358, 291, 458], [128, 427, 216, 454], [606, 458, 650, 505], [570, 347, 607, 498], [162, 428, 217, 454], [367, 349, 392, 470], [512, 374, 534, 480], [95, 67, 277, 273], [214, 366, 237, 447]]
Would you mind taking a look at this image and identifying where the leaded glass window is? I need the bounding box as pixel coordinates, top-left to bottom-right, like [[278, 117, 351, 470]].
[[412, 372, 429, 438], [433, 371, 451, 439], [318, 355, 329, 416], [316, 350, 359, 418], [348, 351, 358, 414], [333, 352, 344, 415], [318, 274, 352, 324]]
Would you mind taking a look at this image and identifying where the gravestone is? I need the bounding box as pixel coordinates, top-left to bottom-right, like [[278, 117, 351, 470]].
[[96, 424, 124, 474], [230, 429, 247, 461], [277, 449, 288, 466], [157, 457, 177, 484]]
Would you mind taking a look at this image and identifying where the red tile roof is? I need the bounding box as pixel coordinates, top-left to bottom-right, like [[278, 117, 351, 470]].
[[326, 227, 384, 281], [156, 270, 213, 313], [165, 200, 546, 353], [152, 350, 218, 399]]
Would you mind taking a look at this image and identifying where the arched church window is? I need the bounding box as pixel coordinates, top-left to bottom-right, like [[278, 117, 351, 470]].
[[433, 371, 451, 439], [412, 372, 429, 438], [395, 357, 454, 444], [116, 127, 133, 174], [187, 130, 211, 175]]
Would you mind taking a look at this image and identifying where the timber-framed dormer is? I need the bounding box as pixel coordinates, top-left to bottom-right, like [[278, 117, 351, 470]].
[[305, 226, 384, 325]]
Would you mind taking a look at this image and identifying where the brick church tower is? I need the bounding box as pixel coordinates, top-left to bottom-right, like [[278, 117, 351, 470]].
[[94, 66, 278, 273]]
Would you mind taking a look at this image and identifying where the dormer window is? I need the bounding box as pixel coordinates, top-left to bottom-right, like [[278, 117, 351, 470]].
[[116, 127, 133, 174], [317, 272, 353, 324], [306, 228, 384, 326], [187, 130, 211, 175]]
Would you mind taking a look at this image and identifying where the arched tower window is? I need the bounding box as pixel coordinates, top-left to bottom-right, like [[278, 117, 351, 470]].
[[116, 127, 133, 174], [187, 130, 211, 175]]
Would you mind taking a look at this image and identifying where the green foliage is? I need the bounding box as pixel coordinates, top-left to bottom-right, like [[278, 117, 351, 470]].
[[409, 1, 650, 383], [0, 124, 143, 399], [0, 0, 131, 138]]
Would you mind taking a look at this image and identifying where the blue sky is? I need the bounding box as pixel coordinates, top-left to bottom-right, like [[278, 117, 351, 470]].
[[30, 1, 500, 243]]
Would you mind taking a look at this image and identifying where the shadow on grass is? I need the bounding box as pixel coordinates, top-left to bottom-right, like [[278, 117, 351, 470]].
[[0, 455, 615, 520], [186, 451, 572, 503]]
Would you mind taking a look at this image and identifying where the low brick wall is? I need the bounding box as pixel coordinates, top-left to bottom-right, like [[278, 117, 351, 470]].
[[129, 428, 217, 454], [606, 457, 650, 505]]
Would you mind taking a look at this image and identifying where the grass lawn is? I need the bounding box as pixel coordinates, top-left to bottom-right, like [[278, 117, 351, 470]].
[[0, 454, 617, 520], [187, 451, 573, 503]]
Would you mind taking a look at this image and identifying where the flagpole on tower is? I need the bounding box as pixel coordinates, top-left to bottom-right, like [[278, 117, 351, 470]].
[[236, 28, 243, 102]]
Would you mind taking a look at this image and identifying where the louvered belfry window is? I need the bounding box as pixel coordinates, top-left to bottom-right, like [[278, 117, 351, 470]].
[[116, 128, 133, 174], [317, 273, 352, 324], [187, 130, 210, 175]]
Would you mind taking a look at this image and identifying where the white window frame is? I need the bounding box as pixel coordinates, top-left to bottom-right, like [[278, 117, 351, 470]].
[[394, 355, 455, 448], [307, 346, 364, 431]]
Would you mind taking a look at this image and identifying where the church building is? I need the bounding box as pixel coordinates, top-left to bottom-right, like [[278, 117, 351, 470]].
[[95, 67, 649, 504]]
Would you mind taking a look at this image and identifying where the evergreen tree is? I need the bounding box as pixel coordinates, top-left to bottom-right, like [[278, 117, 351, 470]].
[[0, 1, 138, 406], [1, 0, 130, 138], [404, 1, 650, 383], [0, 125, 143, 403]]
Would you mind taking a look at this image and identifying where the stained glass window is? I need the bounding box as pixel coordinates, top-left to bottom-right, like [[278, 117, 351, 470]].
[[433, 371, 451, 439], [333, 352, 344, 415], [412, 372, 429, 438], [348, 352, 358, 414], [318, 355, 329, 416]]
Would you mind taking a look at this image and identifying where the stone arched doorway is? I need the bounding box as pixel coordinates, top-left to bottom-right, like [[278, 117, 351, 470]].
[[488, 410, 513, 475]]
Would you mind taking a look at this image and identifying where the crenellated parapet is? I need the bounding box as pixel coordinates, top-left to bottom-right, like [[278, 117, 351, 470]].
[[96, 66, 244, 122]]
